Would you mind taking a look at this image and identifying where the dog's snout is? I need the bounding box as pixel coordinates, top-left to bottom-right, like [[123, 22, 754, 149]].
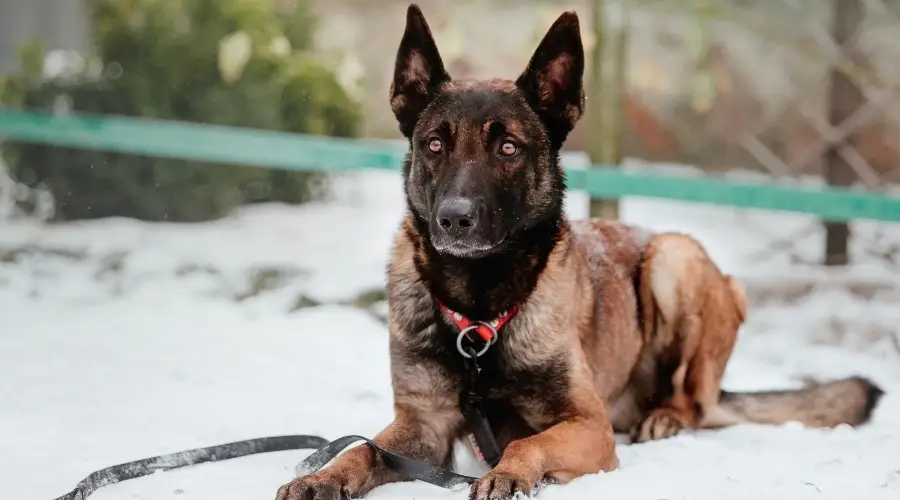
[[436, 197, 479, 236]]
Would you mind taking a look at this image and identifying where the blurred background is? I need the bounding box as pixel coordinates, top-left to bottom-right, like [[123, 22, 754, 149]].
[[1, 1, 899, 500]]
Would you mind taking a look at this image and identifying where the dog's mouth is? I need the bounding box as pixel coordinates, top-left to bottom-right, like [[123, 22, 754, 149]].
[[431, 235, 508, 259]]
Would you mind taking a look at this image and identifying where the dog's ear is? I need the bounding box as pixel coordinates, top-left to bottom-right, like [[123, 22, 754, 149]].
[[515, 11, 585, 147], [390, 4, 451, 138]]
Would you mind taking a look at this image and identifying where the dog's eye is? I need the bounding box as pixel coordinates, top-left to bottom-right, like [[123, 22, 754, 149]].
[[427, 138, 443, 154], [498, 140, 518, 157]]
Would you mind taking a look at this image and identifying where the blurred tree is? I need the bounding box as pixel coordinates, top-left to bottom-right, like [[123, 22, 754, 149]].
[[0, 0, 362, 222]]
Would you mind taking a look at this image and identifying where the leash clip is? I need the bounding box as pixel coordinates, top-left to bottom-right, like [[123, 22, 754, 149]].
[[456, 323, 497, 358]]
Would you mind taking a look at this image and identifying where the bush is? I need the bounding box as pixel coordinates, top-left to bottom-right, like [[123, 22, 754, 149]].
[[0, 0, 362, 222]]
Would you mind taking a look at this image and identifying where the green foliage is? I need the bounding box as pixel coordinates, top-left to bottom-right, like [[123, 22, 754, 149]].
[[1, 0, 362, 222]]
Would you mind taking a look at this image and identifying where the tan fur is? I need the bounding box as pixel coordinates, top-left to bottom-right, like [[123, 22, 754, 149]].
[[629, 233, 747, 442]]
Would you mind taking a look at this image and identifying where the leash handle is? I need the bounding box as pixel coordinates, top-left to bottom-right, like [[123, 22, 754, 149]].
[[295, 435, 478, 489], [50, 435, 329, 500]]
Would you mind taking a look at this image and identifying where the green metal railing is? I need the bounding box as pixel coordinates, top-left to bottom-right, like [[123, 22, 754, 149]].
[[1, 109, 900, 222]]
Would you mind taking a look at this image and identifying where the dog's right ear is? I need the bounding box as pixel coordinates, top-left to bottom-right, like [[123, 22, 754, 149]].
[[390, 4, 450, 138]]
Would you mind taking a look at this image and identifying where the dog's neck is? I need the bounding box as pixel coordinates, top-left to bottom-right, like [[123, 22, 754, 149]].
[[406, 209, 565, 322]]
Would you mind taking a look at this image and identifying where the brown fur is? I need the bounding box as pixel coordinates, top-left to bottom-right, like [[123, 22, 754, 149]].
[[275, 5, 884, 500], [629, 232, 748, 442]]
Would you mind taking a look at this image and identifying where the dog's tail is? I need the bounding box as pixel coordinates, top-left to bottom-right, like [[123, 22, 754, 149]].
[[703, 376, 884, 429]]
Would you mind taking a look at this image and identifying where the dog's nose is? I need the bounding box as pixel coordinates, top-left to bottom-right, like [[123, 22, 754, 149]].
[[436, 197, 479, 236]]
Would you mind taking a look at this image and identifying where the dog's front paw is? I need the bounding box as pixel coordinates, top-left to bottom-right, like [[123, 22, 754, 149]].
[[631, 407, 689, 444], [469, 470, 537, 500], [276, 471, 356, 500]]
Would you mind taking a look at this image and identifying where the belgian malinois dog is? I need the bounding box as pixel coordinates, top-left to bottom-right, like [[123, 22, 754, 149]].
[[277, 4, 884, 500]]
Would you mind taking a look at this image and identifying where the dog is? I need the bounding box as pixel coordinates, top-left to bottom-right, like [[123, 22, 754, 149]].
[[276, 5, 884, 500]]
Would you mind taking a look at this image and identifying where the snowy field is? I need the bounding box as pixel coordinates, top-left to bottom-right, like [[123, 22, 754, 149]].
[[2, 166, 900, 500]]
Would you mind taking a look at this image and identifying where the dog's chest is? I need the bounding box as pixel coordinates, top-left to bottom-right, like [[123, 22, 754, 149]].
[[427, 319, 573, 436], [457, 348, 571, 433]]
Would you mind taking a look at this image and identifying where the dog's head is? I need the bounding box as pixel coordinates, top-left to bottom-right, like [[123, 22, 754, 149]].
[[390, 4, 585, 259]]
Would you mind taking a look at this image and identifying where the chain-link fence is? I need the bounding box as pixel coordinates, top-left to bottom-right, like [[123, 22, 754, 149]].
[[309, 0, 900, 259], [321, 1, 890, 174], [615, 0, 900, 185], [321, 0, 900, 184], [610, 0, 900, 265]]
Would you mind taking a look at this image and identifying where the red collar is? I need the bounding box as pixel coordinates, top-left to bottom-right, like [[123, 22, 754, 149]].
[[437, 301, 521, 343]]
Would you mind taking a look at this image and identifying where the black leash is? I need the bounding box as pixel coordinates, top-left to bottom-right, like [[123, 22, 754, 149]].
[[460, 345, 502, 467], [51, 435, 329, 500], [50, 432, 484, 500], [294, 435, 478, 489]]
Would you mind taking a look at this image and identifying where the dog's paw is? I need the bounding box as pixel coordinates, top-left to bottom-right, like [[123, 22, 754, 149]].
[[275, 472, 354, 500], [469, 470, 536, 500], [630, 408, 689, 444]]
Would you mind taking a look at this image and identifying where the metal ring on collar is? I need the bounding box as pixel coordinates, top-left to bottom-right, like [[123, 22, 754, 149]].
[[456, 324, 497, 358]]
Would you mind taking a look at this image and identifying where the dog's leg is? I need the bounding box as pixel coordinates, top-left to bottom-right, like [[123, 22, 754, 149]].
[[632, 303, 740, 443], [631, 312, 703, 443], [276, 403, 459, 500], [631, 234, 745, 443], [469, 390, 617, 500]]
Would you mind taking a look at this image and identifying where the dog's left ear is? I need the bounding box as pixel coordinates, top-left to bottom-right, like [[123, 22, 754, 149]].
[[390, 4, 451, 139], [516, 11, 585, 147]]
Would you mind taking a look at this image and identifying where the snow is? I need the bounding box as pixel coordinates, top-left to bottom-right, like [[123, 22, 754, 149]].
[[2, 164, 899, 500]]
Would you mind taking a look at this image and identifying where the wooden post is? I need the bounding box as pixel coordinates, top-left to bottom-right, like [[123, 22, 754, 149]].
[[611, 6, 629, 183], [824, 0, 863, 266], [587, 0, 628, 220], [587, 0, 611, 219]]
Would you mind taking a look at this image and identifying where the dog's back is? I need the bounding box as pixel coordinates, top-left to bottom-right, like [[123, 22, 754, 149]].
[[569, 219, 652, 284]]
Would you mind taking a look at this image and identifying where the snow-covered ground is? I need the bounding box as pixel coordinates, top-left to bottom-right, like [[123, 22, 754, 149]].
[[2, 167, 900, 500]]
